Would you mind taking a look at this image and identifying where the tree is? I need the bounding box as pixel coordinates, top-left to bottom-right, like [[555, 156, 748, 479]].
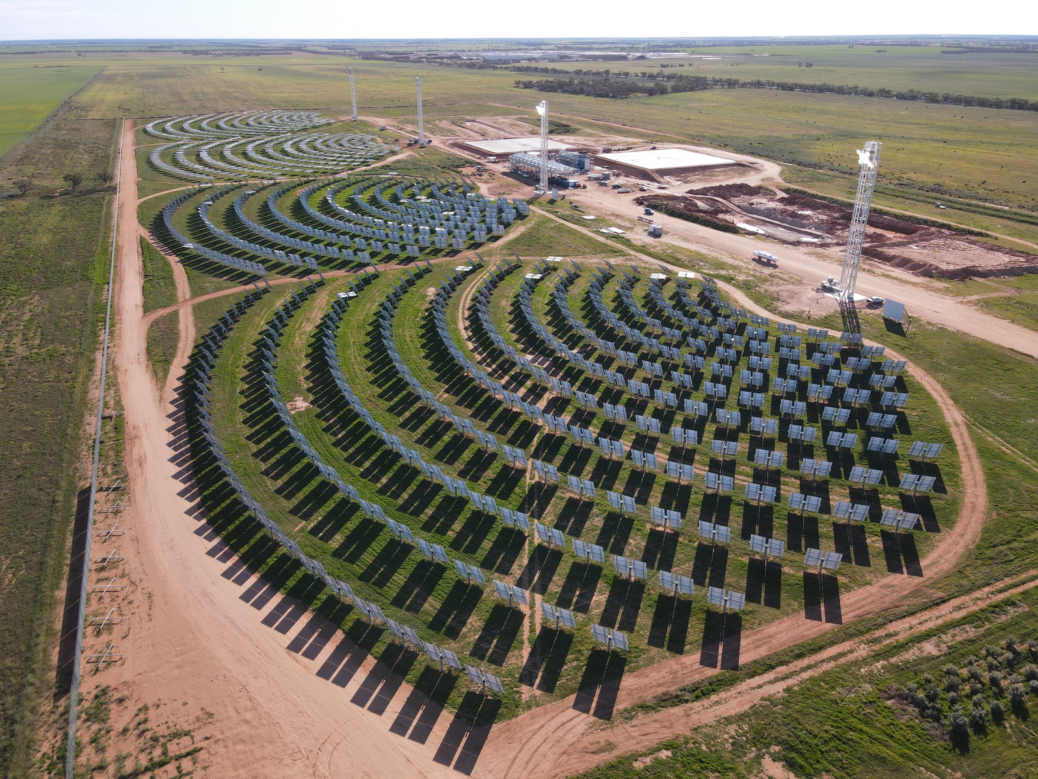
[[15, 179, 31, 196], [63, 172, 83, 193], [97, 170, 113, 188]]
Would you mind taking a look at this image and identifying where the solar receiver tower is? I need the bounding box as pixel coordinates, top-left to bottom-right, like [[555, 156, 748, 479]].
[[416, 77, 425, 146], [536, 100, 549, 193], [349, 68, 358, 121], [837, 141, 881, 300]]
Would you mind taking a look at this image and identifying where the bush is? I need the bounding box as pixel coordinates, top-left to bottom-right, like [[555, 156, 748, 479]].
[[1028, 640, 1037, 660], [971, 706, 987, 728], [966, 655, 978, 667], [944, 664, 959, 677], [925, 683, 940, 703], [968, 665, 984, 681], [985, 645, 1000, 658], [948, 692, 960, 706], [990, 671, 1005, 690], [1010, 684, 1027, 703], [969, 680, 984, 696], [948, 706, 969, 735], [1005, 635, 1017, 651], [1023, 664, 1038, 682], [991, 700, 1005, 723], [1029, 680, 1038, 695]]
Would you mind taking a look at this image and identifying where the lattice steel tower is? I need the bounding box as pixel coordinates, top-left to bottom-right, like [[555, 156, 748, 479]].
[[349, 68, 358, 121], [415, 77, 425, 146], [837, 141, 882, 300], [536, 100, 549, 193]]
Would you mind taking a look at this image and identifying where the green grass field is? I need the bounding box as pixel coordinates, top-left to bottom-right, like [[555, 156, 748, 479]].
[[0, 60, 101, 159]]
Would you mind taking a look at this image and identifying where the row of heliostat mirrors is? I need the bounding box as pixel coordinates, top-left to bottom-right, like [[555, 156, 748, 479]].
[[146, 111, 390, 181]]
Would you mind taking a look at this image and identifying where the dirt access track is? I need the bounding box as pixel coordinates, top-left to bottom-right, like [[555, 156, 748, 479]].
[[567, 184, 1038, 359], [111, 116, 993, 778]]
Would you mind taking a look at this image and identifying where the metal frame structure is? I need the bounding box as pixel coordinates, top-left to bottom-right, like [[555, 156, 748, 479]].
[[349, 68, 358, 121], [837, 141, 882, 300]]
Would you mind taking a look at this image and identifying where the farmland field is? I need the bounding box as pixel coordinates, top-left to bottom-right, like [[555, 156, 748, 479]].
[[0, 59, 100, 158]]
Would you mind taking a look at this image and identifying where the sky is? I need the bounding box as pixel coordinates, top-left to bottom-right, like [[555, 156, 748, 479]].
[[1, 0, 1034, 40]]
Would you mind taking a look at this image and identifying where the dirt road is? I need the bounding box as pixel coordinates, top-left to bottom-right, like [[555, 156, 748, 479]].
[[113, 118, 461, 778], [556, 190, 1038, 358]]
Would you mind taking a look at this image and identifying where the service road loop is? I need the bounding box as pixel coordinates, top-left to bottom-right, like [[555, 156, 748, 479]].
[[117, 125, 991, 778]]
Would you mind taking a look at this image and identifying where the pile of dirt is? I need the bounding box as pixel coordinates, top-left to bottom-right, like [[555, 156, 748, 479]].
[[687, 183, 764, 199], [862, 230, 1038, 280], [684, 186, 1038, 280], [633, 194, 738, 233]]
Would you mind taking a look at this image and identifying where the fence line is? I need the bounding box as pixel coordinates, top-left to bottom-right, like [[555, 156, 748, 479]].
[[66, 116, 124, 779]]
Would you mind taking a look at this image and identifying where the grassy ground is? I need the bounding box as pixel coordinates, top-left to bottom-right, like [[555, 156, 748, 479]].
[[578, 574, 1038, 778], [146, 311, 179, 388], [0, 87, 116, 775], [505, 211, 624, 258], [140, 237, 177, 314], [977, 293, 1038, 333], [0, 59, 101, 159]]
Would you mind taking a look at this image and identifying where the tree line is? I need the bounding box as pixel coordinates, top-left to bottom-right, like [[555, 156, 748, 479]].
[[512, 74, 1038, 112]]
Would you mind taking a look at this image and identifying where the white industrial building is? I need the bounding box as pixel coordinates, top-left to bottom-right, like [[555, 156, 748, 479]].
[[461, 137, 573, 157], [595, 148, 735, 177]]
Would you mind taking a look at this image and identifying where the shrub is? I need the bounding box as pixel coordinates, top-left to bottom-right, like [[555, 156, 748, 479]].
[[948, 692, 960, 706], [923, 674, 934, 686], [1010, 684, 1027, 703], [943, 664, 959, 677], [1023, 664, 1038, 682], [925, 683, 940, 703], [948, 706, 969, 735], [968, 665, 984, 681], [969, 680, 984, 696], [985, 645, 999, 658], [1005, 635, 1017, 651], [971, 706, 987, 728], [1029, 680, 1038, 695], [990, 700, 1005, 723]]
